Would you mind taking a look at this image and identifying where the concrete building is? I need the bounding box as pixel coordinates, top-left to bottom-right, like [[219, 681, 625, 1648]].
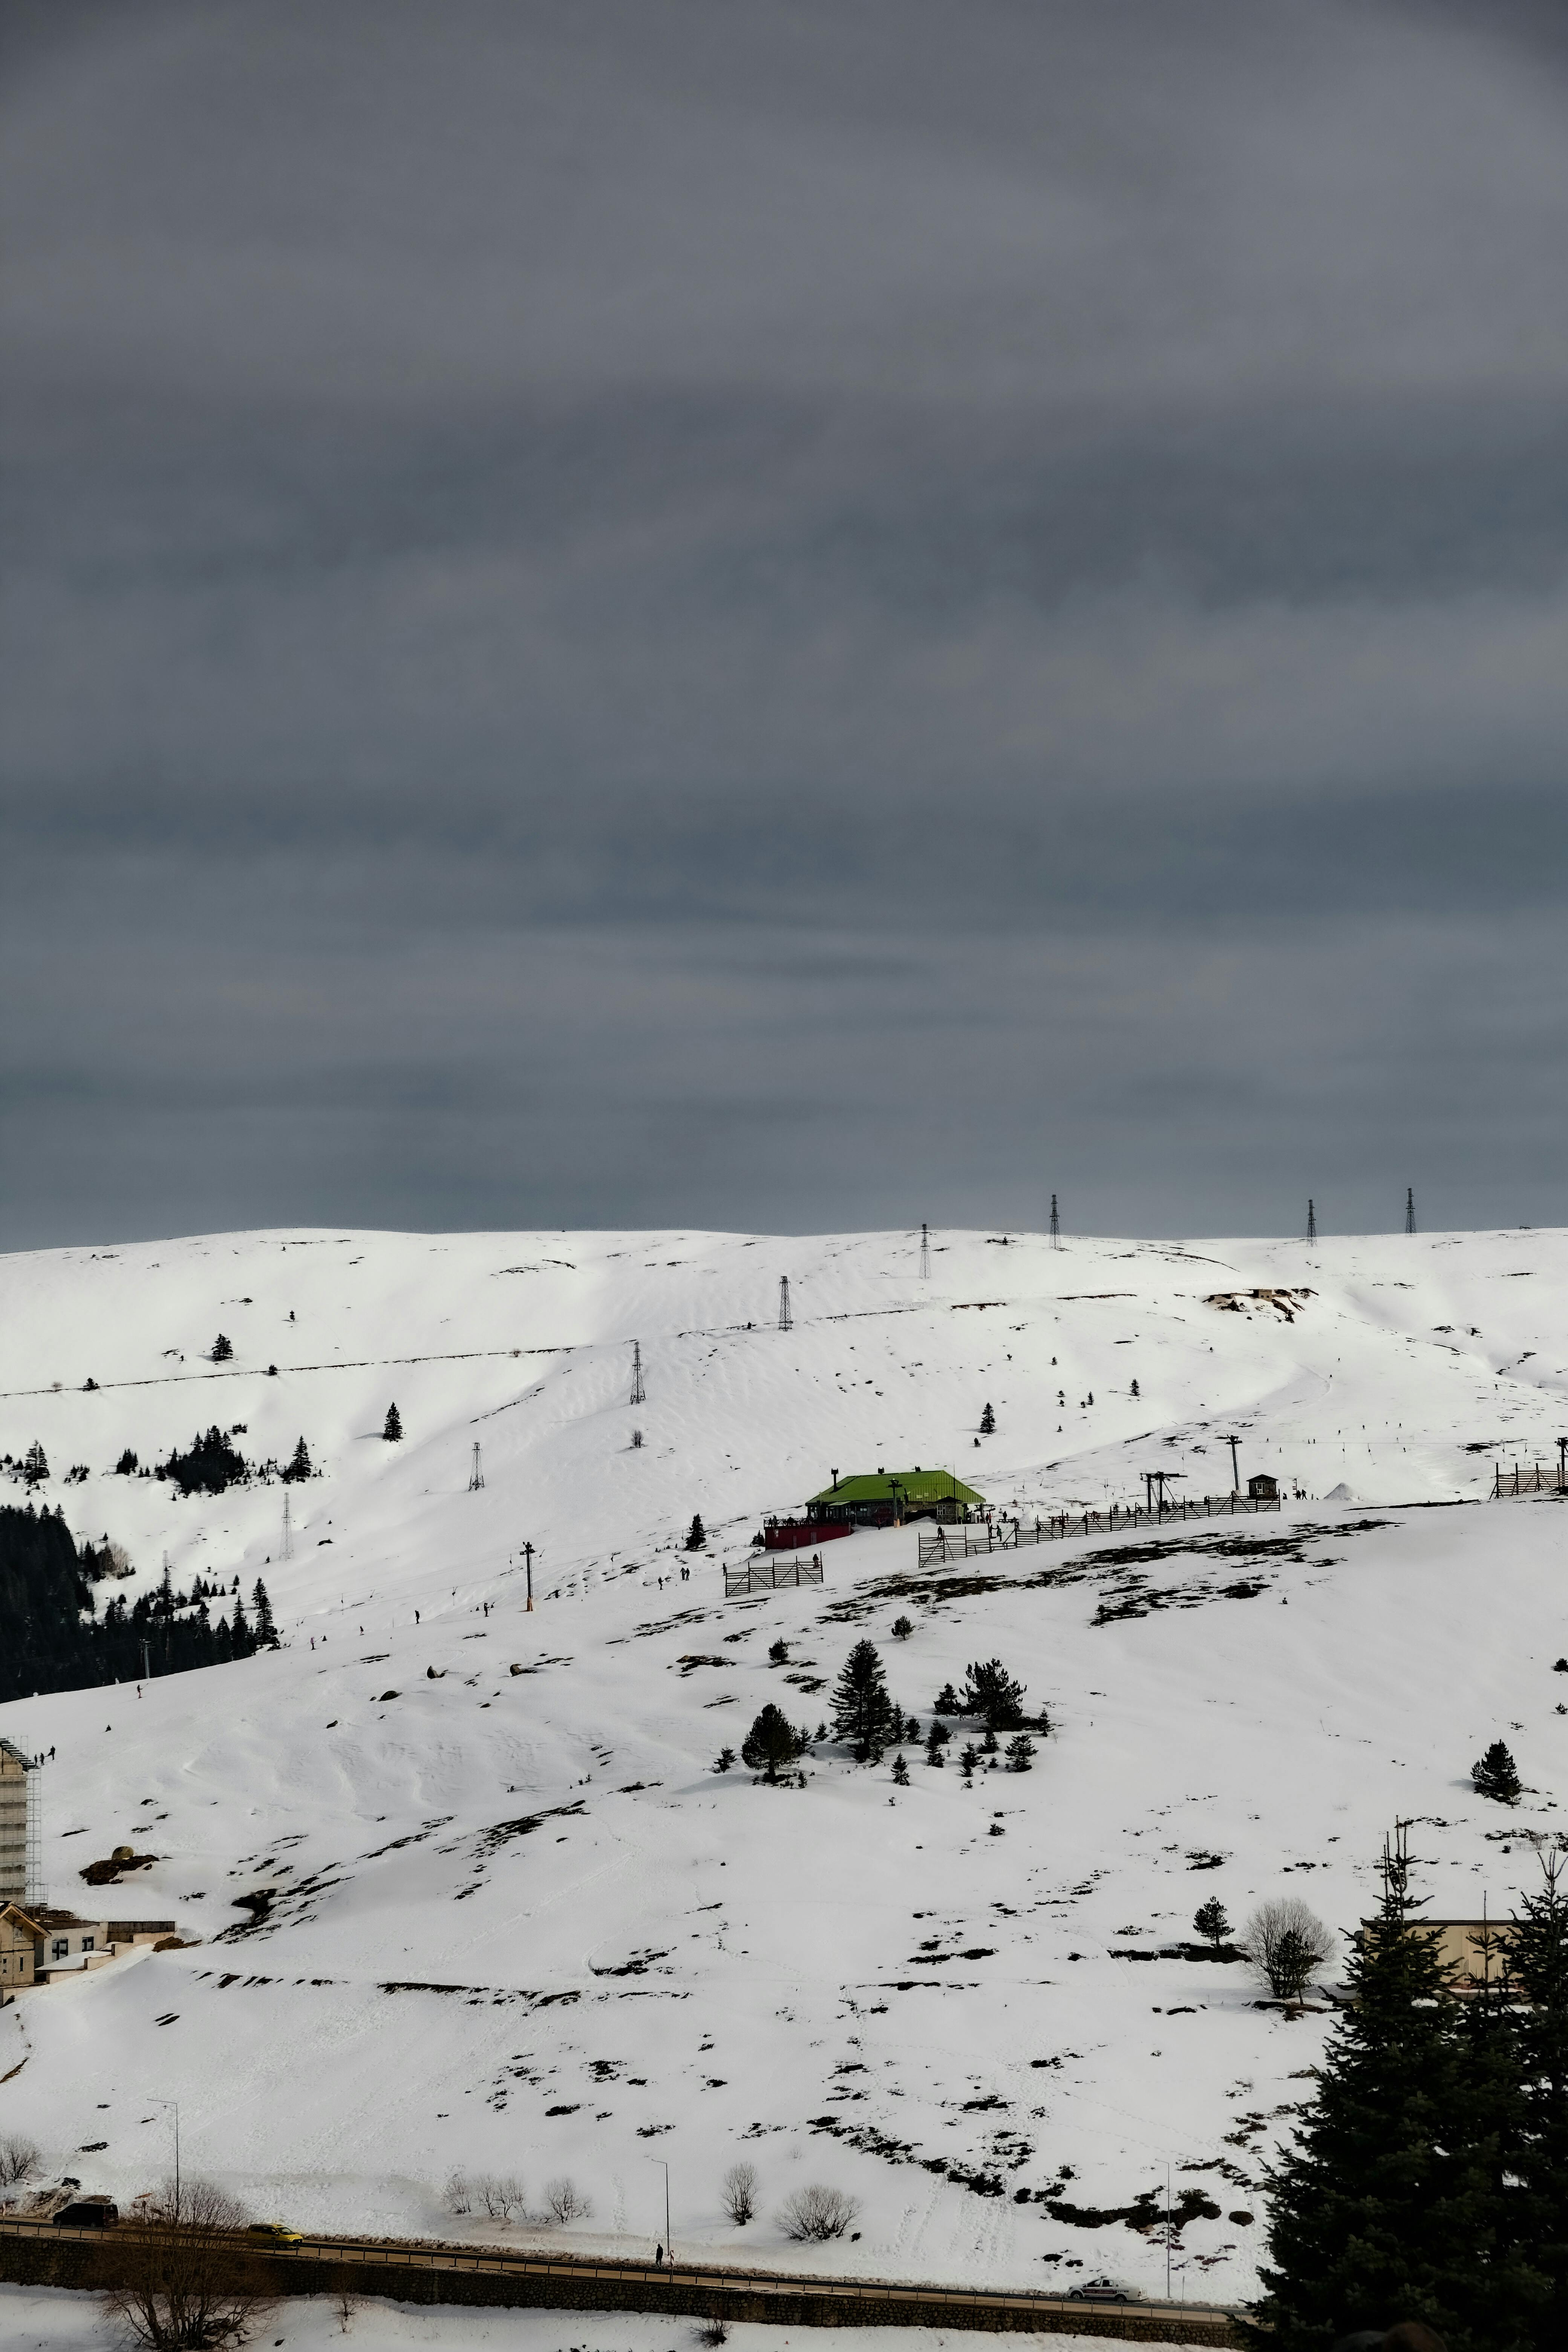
[[0, 1737, 35, 1907]]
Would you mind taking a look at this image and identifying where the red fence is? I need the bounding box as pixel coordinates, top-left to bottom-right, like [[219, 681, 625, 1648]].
[[761, 1519, 851, 1552]]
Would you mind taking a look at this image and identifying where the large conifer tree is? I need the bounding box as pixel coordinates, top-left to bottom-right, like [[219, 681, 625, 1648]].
[[1254, 1824, 1488, 2349], [830, 1640, 897, 1757], [1510, 1851, 1568, 2338]]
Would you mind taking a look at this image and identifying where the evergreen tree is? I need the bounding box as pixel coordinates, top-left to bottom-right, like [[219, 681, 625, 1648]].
[[1510, 1851, 1568, 2337], [281, 1436, 312, 1483], [830, 1640, 898, 1758], [115, 1449, 139, 1475], [933, 1681, 961, 1714], [1254, 1824, 1511, 2350], [741, 1704, 805, 1782], [1004, 1733, 1036, 1772], [713, 1747, 736, 1773], [1473, 1740, 1522, 1805], [383, 1403, 403, 1442], [251, 1579, 278, 1649], [685, 1514, 706, 1552], [979, 1402, 995, 1435], [962, 1657, 1027, 1730], [210, 1333, 233, 1361], [925, 1721, 946, 1767], [891, 1752, 910, 1786], [23, 1441, 48, 1485], [1442, 1939, 1544, 2347], [230, 1594, 253, 1656], [1194, 1897, 1231, 1950]]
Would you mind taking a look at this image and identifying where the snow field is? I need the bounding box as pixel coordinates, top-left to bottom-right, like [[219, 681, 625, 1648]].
[[2, 1222, 1567, 2306]]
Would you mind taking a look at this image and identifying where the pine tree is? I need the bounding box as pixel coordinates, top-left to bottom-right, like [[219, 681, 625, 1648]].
[[891, 1752, 910, 1786], [383, 1403, 403, 1442], [282, 1436, 312, 1484], [830, 1640, 898, 1758], [251, 1579, 278, 1649], [1004, 1733, 1036, 1772], [230, 1594, 253, 1657], [1442, 1941, 1544, 2347], [979, 1402, 995, 1435], [684, 1514, 706, 1552], [962, 1657, 1027, 1730], [1473, 1740, 1522, 1805], [23, 1441, 48, 1485], [210, 1333, 233, 1361], [1193, 1897, 1231, 1950], [1254, 1824, 1496, 2349], [1509, 1851, 1568, 2336], [925, 1721, 946, 1768], [741, 1704, 805, 1782]]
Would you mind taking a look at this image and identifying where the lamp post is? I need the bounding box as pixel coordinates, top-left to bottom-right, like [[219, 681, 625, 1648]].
[[522, 1542, 534, 1612], [148, 2097, 179, 2218], [645, 2155, 671, 2262]]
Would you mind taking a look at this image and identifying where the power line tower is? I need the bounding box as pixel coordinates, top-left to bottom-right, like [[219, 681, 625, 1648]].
[[1049, 1194, 1061, 1250], [1306, 1198, 1317, 1243], [778, 1276, 793, 1332], [469, 1441, 485, 1492], [919, 1222, 931, 1279], [630, 1340, 646, 1406], [1405, 1186, 1416, 1236], [281, 1491, 293, 1560]]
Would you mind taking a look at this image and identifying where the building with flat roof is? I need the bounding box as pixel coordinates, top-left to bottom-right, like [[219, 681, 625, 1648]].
[[807, 1467, 985, 1529], [0, 1738, 36, 1908]]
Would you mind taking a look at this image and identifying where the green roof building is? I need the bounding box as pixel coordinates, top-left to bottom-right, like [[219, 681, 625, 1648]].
[[806, 1467, 985, 1527]]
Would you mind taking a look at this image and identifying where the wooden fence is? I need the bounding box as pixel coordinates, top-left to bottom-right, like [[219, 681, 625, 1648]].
[[725, 1557, 827, 1598], [916, 1491, 1281, 1569]]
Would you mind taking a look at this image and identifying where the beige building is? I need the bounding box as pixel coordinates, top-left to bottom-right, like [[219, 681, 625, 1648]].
[[0, 1904, 176, 2003]]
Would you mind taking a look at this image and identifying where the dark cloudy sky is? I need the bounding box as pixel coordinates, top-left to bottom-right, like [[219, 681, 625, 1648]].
[[5, 0, 1568, 1249]]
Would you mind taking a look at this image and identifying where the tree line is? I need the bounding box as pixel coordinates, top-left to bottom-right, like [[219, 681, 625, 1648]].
[[0, 1502, 278, 1703]]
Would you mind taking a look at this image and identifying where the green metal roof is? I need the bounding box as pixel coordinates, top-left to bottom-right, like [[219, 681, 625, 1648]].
[[807, 1467, 985, 1508]]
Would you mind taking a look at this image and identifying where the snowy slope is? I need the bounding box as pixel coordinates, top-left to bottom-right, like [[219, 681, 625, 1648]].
[[2, 1222, 1568, 2308]]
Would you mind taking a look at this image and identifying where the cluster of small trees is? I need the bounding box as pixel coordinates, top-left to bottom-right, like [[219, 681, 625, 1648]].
[[720, 2164, 856, 2239], [152, 1429, 314, 1498], [1258, 1828, 1568, 2349], [726, 1641, 1047, 1783], [445, 2172, 593, 2225]]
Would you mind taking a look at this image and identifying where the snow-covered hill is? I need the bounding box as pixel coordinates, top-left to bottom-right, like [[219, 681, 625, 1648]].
[[2, 1222, 1567, 2306]]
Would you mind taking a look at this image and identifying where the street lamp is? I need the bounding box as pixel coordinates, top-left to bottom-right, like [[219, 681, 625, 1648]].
[[147, 2097, 179, 2217], [645, 2155, 671, 2262]]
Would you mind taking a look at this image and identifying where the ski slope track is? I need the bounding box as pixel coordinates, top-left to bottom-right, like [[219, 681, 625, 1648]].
[[3, 1221, 1567, 2311]]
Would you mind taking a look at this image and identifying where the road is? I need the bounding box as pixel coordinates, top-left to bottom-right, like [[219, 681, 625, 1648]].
[[0, 2215, 1241, 2342]]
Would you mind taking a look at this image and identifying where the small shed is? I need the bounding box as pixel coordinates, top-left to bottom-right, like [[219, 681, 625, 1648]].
[[1248, 1473, 1280, 1502], [808, 1467, 985, 1529]]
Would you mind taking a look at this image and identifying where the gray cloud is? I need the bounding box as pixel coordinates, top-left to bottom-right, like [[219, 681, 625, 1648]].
[[4, 0, 1568, 1246]]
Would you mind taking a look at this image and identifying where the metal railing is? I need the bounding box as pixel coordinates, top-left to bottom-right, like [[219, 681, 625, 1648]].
[[916, 1491, 1281, 1568]]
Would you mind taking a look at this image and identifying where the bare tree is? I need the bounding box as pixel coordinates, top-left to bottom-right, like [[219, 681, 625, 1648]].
[[719, 2161, 758, 2226], [778, 2184, 860, 2241], [543, 2176, 592, 2224], [100, 2177, 273, 2350], [698, 2323, 730, 2346], [443, 2171, 472, 2215], [0, 2135, 41, 2187], [1241, 1897, 1335, 2000], [478, 2174, 526, 2221]]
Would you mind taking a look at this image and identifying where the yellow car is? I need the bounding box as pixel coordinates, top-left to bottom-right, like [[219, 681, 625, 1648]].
[[245, 2222, 303, 2245]]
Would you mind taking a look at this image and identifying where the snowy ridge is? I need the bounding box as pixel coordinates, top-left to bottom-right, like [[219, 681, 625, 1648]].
[[2, 1222, 1567, 2306]]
